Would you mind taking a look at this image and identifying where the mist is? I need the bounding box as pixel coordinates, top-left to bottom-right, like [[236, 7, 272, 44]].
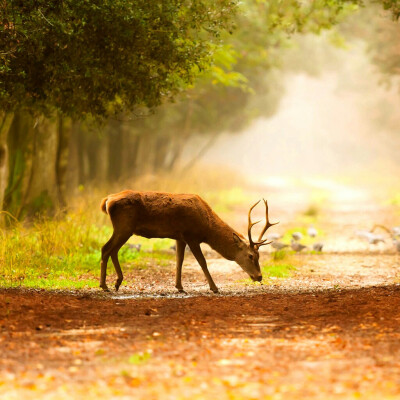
[[198, 39, 400, 180]]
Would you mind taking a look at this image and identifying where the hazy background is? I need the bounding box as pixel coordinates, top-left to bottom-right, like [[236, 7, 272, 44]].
[[192, 36, 400, 180]]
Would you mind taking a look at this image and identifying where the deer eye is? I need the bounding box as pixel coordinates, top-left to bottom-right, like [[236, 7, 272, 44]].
[[249, 254, 254, 260]]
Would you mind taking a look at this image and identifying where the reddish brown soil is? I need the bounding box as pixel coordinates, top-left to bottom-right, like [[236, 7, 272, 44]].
[[1, 285, 400, 399]]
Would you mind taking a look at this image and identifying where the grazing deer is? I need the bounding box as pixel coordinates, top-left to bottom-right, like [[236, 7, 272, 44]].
[[100, 191, 278, 293]]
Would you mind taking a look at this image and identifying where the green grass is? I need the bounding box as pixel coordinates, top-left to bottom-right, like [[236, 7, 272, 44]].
[[0, 212, 175, 290], [262, 263, 296, 278], [241, 256, 297, 285]]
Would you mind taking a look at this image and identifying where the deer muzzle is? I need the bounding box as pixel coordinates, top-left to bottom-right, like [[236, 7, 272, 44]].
[[251, 274, 263, 282]]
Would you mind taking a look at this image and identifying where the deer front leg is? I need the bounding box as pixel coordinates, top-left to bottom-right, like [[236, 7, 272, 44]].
[[175, 240, 186, 293], [187, 241, 219, 293]]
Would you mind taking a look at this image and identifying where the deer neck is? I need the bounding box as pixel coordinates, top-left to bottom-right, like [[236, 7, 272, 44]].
[[205, 220, 242, 261]]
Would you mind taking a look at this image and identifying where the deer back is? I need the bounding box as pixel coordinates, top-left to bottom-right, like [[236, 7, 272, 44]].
[[104, 190, 218, 241]]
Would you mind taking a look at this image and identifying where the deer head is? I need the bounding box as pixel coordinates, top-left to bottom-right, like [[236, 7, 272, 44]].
[[233, 199, 278, 282]]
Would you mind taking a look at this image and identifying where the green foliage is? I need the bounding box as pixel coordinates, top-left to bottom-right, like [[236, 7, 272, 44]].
[[380, 0, 400, 19], [1, 0, 398, 124], [0, 0, 237, 118]]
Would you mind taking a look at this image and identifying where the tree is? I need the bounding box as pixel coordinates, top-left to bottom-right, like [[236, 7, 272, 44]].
[[114, 0, 360, 173], [0, 0, 237, 216], [1, 0, 236, 116]]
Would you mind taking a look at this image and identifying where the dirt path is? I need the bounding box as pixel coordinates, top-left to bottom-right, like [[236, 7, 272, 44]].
[[1, 179, 400, 399]]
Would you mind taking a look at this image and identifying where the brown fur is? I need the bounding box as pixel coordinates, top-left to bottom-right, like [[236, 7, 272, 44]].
[[100, 197, 108, 214], [99, 190, 266, 293]]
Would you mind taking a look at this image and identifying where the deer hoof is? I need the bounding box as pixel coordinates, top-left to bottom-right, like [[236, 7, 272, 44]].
[[100, 285, 110, 292], [211, 287, 219, 294], [115, 278, 123, 291], [177, 288, 187, 294]]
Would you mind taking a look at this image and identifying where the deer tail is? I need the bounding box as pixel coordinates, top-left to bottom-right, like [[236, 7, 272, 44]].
[[100, 197, 109, 215]]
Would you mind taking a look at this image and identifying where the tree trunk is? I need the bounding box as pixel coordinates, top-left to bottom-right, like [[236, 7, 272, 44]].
[[65, 121, 81, 194], [0, 112, 14, 223], [182, 132, 221, 173], [93, 132, 109, 183], [153, 134, 169, 172], [107, 120, 124, 182], [22, 117, 59, 216], [5, 112, 35, 218], [165, 134, 186, 172], [130, 134, 141, 177], [165, 100, 193, 172], [77, 123, 88, 186], [56, 115, 70, 208], [135, 132, 156, 176], [6, 113, 61, 217]]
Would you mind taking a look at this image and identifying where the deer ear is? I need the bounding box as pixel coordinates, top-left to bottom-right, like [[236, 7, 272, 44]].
[[233, 233, 244, 245]]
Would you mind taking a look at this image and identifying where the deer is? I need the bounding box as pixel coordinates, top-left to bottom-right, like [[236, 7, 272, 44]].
[[99, 190, 278, 293]]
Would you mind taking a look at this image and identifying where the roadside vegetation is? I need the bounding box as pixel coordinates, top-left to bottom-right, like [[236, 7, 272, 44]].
[[0, 168, 249, 290]]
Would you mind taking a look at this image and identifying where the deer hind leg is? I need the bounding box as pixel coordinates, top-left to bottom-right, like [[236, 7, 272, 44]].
[[110, 232, 132, 291], [187, 241, 219, 294], [100, 232, 131, 292], [175, 240, 186, 293], [100, 234, 115, 291]]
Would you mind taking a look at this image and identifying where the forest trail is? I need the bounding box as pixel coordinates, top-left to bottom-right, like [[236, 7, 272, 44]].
[[1, 178, 400, 399]]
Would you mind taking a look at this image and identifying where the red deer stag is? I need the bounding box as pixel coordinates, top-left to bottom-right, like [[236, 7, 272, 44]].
[[100, 191, 278, 293]]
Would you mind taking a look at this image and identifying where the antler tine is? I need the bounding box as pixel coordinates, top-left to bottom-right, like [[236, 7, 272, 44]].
[[248, 200, 261, 248], [257, 198, 279, 243], [258, 238, 273, 246]]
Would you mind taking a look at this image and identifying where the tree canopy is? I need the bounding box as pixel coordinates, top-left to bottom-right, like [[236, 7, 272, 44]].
[[0, 0, 236, 118]]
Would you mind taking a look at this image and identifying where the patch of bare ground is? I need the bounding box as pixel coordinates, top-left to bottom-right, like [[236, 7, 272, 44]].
[[1, 285, 400, 399]]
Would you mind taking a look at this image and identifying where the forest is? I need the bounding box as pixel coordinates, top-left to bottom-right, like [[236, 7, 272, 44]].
[[2, 0, 398, 218], [1, 0, 400, 399]]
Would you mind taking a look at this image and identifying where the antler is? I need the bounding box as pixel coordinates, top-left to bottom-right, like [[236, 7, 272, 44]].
[[257, 199, 279, 244], [248, 199, 277, 249]]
